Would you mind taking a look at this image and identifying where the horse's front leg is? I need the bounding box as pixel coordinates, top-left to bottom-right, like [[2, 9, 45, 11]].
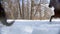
[[50, 15, 54, 22]]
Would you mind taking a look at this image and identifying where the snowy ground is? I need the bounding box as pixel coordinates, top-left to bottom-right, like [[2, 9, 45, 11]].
[[1, 19, 60, 34]]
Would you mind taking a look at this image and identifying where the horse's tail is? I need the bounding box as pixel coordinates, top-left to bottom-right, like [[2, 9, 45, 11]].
[[1, 19, 15, 26]]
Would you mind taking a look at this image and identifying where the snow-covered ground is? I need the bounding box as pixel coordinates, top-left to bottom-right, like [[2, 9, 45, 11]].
[[1, 20, 60, 34]]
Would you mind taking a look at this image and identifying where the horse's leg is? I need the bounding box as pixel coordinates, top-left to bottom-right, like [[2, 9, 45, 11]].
[[50, 15, 54, 22]]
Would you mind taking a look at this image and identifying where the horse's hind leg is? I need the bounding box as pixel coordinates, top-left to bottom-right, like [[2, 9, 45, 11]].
[[50, 15, 54, 22]]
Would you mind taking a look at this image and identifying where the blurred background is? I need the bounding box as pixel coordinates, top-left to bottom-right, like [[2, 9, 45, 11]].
[[1, 0, 60, 34], [1, 0, 54, 20]]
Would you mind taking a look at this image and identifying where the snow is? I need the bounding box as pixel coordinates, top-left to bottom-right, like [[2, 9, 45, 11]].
[[0, 20, 60, 34]]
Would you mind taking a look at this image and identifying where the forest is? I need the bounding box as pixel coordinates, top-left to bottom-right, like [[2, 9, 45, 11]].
[[2, 0, 54, 20]]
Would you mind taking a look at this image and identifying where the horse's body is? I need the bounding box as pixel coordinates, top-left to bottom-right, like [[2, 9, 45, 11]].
[[49, 0, 60, 22], [0, 3, 14, 26]]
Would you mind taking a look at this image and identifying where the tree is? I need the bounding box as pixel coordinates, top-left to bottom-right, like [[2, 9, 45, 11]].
[[30, 0, 34, 19], [27, 0, 29, 19], [17, 0, 21, 19], [22, 0, 24, 19]]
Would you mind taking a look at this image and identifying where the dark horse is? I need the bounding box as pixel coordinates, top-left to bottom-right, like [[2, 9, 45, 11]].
[[0, 3, 14, 26], [49, 0, 60, 22]]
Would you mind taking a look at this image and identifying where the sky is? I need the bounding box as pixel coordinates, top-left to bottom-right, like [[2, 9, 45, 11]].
[[19, 0, 50, 6]]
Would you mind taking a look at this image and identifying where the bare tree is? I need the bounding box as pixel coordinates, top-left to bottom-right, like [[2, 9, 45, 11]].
[[30, 0, 34, 19], [22, 0, 24, 19], [7, 0, 14, 19], [34, 0, 42, 20], [17, 0, 21, 19], [27, 0, 29, 19]]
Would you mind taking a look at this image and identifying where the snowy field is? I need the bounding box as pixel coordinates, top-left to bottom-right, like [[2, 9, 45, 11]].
[[1, 19, 60, 34]]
